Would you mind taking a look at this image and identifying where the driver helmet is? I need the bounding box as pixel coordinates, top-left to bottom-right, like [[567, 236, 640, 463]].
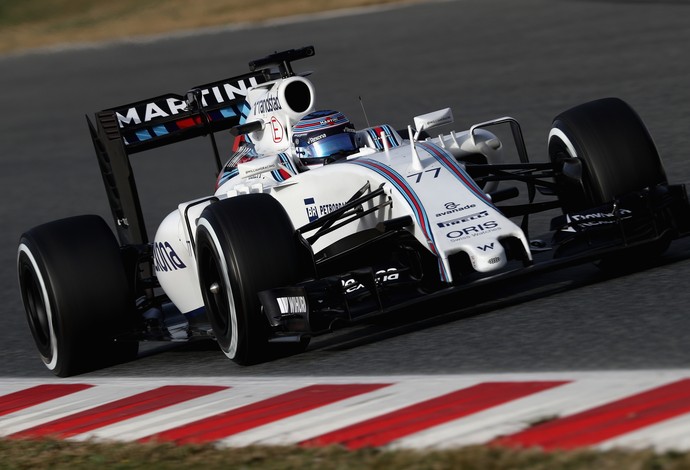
[[292, 110, 358, 166]]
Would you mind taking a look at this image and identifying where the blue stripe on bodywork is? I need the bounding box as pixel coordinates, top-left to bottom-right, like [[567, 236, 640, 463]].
[[135, 129, 152, 141], [418, 141, 494, 207], [350, 158, 449, 282], [217, 168, 239, 187], [366, 129, 382, 150], [220, 107, 237, 118], [239, 103, 250, 124], [152, 125, 168, 137], [278, 153, 297, 174]]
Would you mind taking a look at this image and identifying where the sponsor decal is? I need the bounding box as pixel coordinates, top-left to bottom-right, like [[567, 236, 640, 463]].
[[116, 98, 187, 128], [243, 162, 278, 177], [435, 202, 477, 218], [437, 210, 488, 228], [277, 296, 307, 315], [488, 256, 501, 264], [303, 197, 347, 222], [342, 268, 400, 294], [564, 208, 633, 230], [308, 133, 327, 144], [477, 242, 495, 251], [320, 202, 346, 216], [304, 197, 318, 222], [254, 94, 282, 114], [270, 116, 284, 143], [446, 221, 500, 241], [115, 77, 260, 128], [153, 242, 187, 272], [407, 168, 441, 184], [426, 116, 452, 127]]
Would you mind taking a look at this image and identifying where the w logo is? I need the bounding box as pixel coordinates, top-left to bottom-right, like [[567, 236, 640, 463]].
[[477, 243, 494, 251]]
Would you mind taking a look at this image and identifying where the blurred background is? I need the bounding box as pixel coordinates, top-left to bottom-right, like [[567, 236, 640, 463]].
[[2, 0, 690, 378], [0, 0, 411, 54]]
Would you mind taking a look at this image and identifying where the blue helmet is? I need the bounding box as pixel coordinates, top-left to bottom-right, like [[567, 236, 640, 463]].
[[292, 110, 358, 166]]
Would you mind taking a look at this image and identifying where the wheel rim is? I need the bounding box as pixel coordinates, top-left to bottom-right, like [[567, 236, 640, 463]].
[[196, 221, 239, 359], [21, 263, 50, 352], [17, 244, 58, 370], [200, 246, 230, 334]]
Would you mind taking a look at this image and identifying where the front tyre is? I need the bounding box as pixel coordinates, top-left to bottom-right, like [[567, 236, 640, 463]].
[[549, 97, 671, 266], [17, 215, 138, 377], [548, 97, 666, 212], [195, 194, 310, 365]]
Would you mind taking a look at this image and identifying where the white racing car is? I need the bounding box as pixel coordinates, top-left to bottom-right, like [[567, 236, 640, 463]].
[[17, 46, 690, 376]]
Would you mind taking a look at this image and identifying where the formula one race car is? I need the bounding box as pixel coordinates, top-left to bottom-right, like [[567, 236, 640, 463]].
[[17, 46, 690, 376]]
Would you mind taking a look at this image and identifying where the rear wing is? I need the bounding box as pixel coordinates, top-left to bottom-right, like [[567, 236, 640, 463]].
[[106, 71, 265, 154], [87, 46, 315, 247]]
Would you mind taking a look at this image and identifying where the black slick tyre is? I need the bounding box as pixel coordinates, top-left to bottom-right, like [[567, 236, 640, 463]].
[[17, 215, 138, 377], [195, 194, 310, 365], [548, 97, 666, 212], [549, 97, 670, 265]]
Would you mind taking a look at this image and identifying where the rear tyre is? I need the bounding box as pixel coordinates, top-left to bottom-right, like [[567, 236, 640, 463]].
[[548, 97, 670, 265], [17, 215, 138, 377], [195, 194, 310, 365], [548, 97, 666, 212]]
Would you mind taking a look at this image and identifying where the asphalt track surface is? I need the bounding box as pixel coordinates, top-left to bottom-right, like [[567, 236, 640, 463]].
[[1, 0, 689, 379]]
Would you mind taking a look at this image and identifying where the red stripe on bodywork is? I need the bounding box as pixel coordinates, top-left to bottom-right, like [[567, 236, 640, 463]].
[[176, 116, 202, 129], [142, 383, 390, 445], [418, 141, 492, 204], [0, 384, 92, 417], [10, 385, 227, 439], [353, 159, 434, 249], [301, 381, 567, 449], [493, 378, 690, 450]]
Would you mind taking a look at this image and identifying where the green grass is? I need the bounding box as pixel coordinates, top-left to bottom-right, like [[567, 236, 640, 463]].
[[1, 439, 690, 470]]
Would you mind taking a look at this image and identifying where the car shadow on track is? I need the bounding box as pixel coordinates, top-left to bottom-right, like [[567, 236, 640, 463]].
[[310, 238, 690, 353]]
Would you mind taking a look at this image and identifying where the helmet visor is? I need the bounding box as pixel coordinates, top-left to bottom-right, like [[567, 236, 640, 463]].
[[298, 132, 357, 163]]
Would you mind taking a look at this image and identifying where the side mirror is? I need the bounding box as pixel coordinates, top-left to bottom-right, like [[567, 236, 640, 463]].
[[413, 108, 453, 140]]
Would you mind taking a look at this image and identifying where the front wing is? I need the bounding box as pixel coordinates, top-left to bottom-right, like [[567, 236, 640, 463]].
[[258, 183, 690, 342]]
